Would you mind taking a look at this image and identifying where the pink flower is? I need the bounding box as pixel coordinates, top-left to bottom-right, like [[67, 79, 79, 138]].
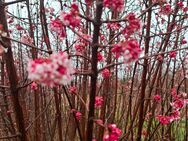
[[98, 53, 104, 62], [75, 112, 82, 120], [183, 6, 188, 12], [102, 69, 111, 78], [95, 96, 104, 108], [153, 94, 161, 102], [31, 82, 37, 90], [103, 0, 124, 12], [100, 35, 105, 41], [156, 115, 171, 125], [27, 52, 74, 86], [168, 51, 177, 58], [178, 2, 184, 9], [71, 109, 82, 120], [71, 3, 79, 12]]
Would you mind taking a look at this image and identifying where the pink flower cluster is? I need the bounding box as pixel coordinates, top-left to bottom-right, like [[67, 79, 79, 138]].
[[156, 88, 188, 125], [156, 115, 171, 125], [112, 39, 141, 63], [102, 69, 111, 78], [97, 53, 104, 62], [95, 96, 104, 108], [160, 4, 172, 15], [170, 88, 188, 110], [156, 110, 181, 125], [74, 33, 92, 54], [124, 13, 140, 38], [103, 124, 122, 141], [153, 94, 161, 102], [59, 3, 80, 28], [71, 109, 82, 120], [103, 0, 124, 12], [49, 3, 81, 38], [27, 52, 74, 86], [168, 51, 177, 58], [49, 18, 66, 38], [178, 1, 184, 9], [31, 82, 37, 90]]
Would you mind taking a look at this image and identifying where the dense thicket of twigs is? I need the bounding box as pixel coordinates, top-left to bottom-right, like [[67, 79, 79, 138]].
[[0, 0, 188, 141]]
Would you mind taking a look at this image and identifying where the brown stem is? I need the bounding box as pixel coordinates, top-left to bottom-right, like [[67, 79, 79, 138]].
[[137, 0, 152, 140], [86, 1, 103, 141]]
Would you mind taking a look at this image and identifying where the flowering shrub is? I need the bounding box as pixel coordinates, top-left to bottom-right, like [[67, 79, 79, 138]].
[[5, 0, 188, 141]]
